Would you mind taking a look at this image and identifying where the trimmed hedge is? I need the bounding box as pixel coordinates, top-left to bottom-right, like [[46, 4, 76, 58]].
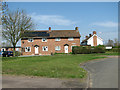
[[91, 47, 105, 53], [72, 46, 105, 54], [15, 51, 21, 56], [106, 48, 119, 52]]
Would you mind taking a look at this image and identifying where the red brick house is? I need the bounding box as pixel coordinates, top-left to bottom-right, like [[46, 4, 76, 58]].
[[21, 27, 81, 55]]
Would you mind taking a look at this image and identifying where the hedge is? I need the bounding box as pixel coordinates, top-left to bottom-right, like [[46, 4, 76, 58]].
[[72, 46, 105, 54], [106, 48, 119, 52], [15, 51, 21, 56]]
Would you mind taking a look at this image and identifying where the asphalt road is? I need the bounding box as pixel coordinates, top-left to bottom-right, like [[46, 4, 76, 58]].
[[84, 56, 118, 88]]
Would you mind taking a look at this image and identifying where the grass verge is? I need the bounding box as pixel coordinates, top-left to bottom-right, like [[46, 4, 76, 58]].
[[2, 54, 105, 78]]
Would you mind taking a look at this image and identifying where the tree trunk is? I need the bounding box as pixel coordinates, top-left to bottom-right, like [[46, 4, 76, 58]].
[[13, 46, 16, 57]]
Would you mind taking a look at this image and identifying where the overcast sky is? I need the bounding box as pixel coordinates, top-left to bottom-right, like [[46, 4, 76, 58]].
[[6, 2, 118, 46]]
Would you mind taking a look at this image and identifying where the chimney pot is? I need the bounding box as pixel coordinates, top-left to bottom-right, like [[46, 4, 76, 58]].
[[49, 27, 51, 31], [93, 31, 96, 34], [86, 36, 88, 38], [89, 34, 92, 37], [75, 27, 79, 31]]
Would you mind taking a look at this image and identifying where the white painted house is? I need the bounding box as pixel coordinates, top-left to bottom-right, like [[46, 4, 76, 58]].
[[81, 31, 103, 46]]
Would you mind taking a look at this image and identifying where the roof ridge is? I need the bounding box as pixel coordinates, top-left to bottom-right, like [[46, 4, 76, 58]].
[[52, 30, 75, 31], [25, 30, 48, 32], [25, 30, 77, 32]]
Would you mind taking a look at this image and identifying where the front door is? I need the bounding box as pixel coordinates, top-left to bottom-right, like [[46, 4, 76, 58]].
[[64, 46, 68, 53], [35, 47, 38, 54]]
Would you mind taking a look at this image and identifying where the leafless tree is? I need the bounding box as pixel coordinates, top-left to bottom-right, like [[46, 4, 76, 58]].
[[114, 38, 119, 47], [2, 10, 33, 56], [107, 39, 114, 46], [0, 1, 8, 25]]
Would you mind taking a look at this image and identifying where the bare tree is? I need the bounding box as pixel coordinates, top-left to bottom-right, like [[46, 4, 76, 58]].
[[0, 2, 8, 25], [114, 38, 119, 47], [0, 2, 8, 47], [107, 39, 114, 46], [2, 10, 33, 56]]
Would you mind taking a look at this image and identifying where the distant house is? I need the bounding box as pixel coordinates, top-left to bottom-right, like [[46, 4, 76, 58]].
[[81, 31, 103, 46], [21, 27, 81, 55]]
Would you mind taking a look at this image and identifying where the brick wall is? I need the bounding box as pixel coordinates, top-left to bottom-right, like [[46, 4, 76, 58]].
[[21, 37, 80, 55]]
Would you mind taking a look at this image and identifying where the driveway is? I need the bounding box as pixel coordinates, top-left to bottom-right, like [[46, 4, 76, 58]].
[[84, 56, 118, 88]]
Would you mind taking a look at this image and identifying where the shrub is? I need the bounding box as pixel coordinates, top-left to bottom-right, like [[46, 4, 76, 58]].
[[72, 46, 105, 54], [106, 48, 119, 52], [15, 51, 21, 56], [92, 47, 105, 53], [72, 46, 91, 54]]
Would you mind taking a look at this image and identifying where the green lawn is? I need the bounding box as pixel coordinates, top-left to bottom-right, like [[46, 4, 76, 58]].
[[94, 52, 118, 56], [2, 54, 106, 78]]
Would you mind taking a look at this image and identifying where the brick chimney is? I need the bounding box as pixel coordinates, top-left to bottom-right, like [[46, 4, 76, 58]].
[[49, 27, 51, 32], [75, 27, 79, 32], [93, 31, 96, 34], [93, 31, 97, 46], [93, 35, 97, 46], [86, 36, 88, 38]]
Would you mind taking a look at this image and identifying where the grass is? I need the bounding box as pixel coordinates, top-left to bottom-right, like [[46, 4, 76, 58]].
[[94, 52, 118, 56], [2, 54, 106, 79]]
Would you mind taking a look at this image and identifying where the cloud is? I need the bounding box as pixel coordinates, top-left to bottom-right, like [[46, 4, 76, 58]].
[[29, 13, 76, 26], [91, 21, 118, 28]]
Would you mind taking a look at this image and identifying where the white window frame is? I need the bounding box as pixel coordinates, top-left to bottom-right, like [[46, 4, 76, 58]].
[[55, 46, 61, 51], [55, 38, 61, 41], [68, 37, 74, 41], [42, 46, 48, 51], [25, 47, 31, 52], [42, 38, 47, 42], [28, 38, 34, 42]]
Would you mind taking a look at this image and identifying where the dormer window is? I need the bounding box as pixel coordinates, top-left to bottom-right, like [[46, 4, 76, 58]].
[[42, 38, 47, 42], [68, 37, 74, 41], [28, 38, 33, 42], [55, 38, 61, 41]]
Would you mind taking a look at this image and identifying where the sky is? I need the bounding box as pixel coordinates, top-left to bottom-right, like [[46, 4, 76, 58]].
[[6, 2, 118, 46], [6, 0, 120, 2]]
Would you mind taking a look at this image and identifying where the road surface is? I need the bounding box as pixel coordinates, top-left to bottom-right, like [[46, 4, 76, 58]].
[[84, 56, 118, 88]]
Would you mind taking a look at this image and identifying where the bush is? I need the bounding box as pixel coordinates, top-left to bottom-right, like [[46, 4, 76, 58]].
[[15, 51, 21, 56], [91, 47, 105, 53], [72, 46, 105, 54], [106, 48, 119, 52], [72, 46, 91, 54]]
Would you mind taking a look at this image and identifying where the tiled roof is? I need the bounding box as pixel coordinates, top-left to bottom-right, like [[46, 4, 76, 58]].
[[81, 35, 93, 43], [81, 31, 97, 43], [49, 30, 80, 37], [22, 30, 80, 38]]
